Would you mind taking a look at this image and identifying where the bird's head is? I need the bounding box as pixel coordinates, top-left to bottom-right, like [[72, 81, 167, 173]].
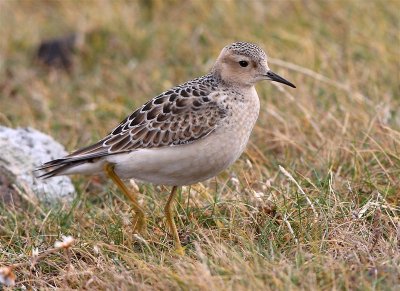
[[212, 42, 296, 88]]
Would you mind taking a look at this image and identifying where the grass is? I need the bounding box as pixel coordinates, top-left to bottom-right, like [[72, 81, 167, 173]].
[[0, 0, 399, 289]]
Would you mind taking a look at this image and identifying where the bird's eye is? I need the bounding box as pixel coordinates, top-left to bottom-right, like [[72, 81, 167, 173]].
[[239, 61, 248, 67]]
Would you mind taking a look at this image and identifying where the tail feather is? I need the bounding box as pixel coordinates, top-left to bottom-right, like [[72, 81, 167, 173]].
[[35, 150, 127, 179], [37, 161, 86, 179], [35, 133, 135, 178], [35, 156, 93, 179]]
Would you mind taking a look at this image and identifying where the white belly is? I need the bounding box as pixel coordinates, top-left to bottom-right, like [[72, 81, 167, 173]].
[[106, 129, 248, 185]]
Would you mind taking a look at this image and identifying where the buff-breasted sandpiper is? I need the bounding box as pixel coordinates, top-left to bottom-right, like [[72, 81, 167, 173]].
[[37, 42, 296, 254]]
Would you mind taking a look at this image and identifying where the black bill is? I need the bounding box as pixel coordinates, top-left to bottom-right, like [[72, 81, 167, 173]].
[[265, 71, 296, 88]]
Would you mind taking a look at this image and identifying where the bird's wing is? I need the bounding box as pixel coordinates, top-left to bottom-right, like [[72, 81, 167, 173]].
[[62, 79, 228, 161]]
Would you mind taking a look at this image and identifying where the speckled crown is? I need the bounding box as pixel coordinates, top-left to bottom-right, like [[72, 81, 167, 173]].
[[225, 42, 267, 61]]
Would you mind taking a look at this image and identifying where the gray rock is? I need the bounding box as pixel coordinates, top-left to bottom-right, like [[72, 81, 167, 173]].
[[0, 126, 75, 204]]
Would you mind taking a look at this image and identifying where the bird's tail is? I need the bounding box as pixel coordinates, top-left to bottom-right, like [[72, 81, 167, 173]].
[[35, 148, 116, 179], [35, 138, 126, 179], [35, 158, 89, 179]]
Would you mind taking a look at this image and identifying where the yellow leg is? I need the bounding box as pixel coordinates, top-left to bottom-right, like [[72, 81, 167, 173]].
[[164, 186, 184, 255], [104, 163, 146, 233]]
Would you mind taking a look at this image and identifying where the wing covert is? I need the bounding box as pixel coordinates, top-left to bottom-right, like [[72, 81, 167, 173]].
[[65, 77, 227, 159]]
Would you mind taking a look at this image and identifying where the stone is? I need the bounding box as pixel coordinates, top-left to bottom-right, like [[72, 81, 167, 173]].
[[0, 126, 75, 204]]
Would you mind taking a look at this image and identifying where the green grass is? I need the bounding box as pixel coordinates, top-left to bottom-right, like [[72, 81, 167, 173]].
[[0, 0, 399, 289]]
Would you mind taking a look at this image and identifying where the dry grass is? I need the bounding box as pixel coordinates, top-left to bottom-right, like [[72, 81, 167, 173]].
[[0, 0, 399, 289]]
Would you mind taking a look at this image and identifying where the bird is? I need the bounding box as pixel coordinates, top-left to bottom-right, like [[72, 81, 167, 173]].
[[36, 41, 295, 254]]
